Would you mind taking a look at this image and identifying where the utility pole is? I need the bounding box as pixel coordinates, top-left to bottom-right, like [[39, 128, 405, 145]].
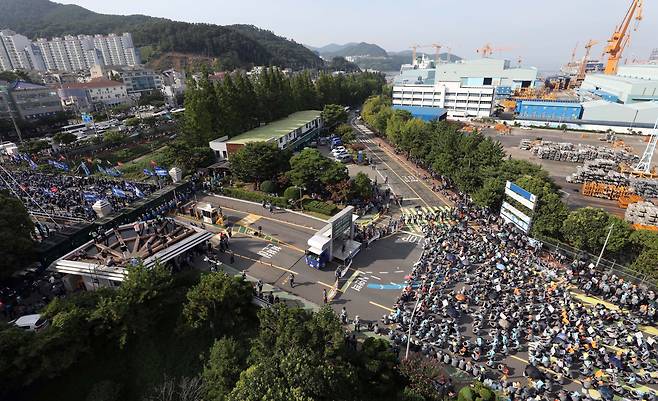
[[596, 223, 615, 267]]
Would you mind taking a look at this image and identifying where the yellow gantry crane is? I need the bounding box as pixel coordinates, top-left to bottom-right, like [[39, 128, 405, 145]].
[[576, 39, 600, 83], [603, 0, 643, 75]]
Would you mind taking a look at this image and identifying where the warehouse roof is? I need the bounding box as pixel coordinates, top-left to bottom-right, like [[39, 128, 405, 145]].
[[227, 110, 321, 144], [518, 100, 582, 107]]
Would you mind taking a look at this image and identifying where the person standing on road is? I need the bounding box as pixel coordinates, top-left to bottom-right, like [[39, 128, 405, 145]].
[[340, 307, 348, 324], [288, 273, 295, 288], [354, 315, 361, 332], [230, 252, 235, 265], [323, 289, 328, 304]]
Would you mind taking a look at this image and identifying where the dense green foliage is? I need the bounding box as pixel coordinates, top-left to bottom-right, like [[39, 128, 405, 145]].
[[221, 187, 289, 209], [183, 68, 385, 146], [302, 199, 339, 216], [287, 149, 350, 196], [0, 190, 34, 278], [0, 0, 323, 69], [229, 143, 291, 186], [362, 96, 658, 279], [321, 104, 349, 128], [350, 172, 374, 201]]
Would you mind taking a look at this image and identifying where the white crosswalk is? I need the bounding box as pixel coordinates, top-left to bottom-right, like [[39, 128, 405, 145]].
[[358, 137, 376, 144], [400, 206, 452, 233]]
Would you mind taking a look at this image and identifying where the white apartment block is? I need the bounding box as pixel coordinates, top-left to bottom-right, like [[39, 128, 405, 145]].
[[3, 30, 140, 73], [0, 30, 45, 71], [392, 58, 538, 119]]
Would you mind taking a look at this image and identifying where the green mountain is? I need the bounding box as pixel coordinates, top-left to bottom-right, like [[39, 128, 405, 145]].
[[0, 0, 324, 70], [319, 42, 388, 58]]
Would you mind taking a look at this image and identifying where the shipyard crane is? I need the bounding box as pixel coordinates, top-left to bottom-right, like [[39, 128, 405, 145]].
[[431, 43, 442, 63], [576, 39, 599, 84], [410, 44, 421, 65], [476, 43, 514, 58], [603, 0, 643, 75], [569, 42, 579, 66]]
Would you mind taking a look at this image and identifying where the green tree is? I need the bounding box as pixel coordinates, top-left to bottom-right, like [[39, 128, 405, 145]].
[[161, 141, 214, 172], [350, 172, 373, 200], [0, 190, 34, 279], [561, 208, 631, 254], [398, 355, 446, 401], [287, 149, 348, 195], [230, 142, 290, 187], [321, 104, 348, 129], [203, 337, 249, 401], [19, 139, 50, 154], [514, 175, 567, 239], [53, 131, 78, 145], [102, 131, 128, 145], [182, 272, 254, 335]]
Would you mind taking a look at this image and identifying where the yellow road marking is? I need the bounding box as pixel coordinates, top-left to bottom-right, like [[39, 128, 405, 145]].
[[317, 280, 342, 292], [232, 225, 306, 254], [341, 270, 361, 293], [205, 201, 322, 231], [235, 213, 261, 226], [369, 301, 394, 312]]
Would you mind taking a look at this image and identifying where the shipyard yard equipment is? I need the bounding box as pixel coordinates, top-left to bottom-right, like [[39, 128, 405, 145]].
[[603, 0, 644, 75]]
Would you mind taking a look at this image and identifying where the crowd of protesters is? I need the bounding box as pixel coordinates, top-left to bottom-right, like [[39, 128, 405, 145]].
[[0, 169, 157, 221], [385, 192, 658, 401]]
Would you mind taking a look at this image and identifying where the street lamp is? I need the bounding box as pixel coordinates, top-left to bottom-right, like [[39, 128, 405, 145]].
[[405, 276, 436, 360]]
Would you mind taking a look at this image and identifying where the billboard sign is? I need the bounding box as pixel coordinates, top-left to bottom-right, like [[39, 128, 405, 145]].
[[505, 181, 537, 210], [330, 206, 354, 239], [500, 181, 537, 233]]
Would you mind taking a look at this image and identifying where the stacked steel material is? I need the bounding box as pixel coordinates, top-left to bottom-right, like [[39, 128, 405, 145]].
[[525, 141, 638, 164], [625, 202, 658, 227], [631, 179, 658, 198], [567, 159, 628, 185]]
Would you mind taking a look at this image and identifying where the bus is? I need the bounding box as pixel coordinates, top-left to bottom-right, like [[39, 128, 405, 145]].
[[59, 123, 90, 138]]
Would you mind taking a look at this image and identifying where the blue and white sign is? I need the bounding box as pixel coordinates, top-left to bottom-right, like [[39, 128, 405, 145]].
[[500, 181, 537, 233], [505, 181, 537, 211], [81, 113, 93, 124]]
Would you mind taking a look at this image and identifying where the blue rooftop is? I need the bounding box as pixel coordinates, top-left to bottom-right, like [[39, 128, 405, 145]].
[[517, 100, 581, 107]]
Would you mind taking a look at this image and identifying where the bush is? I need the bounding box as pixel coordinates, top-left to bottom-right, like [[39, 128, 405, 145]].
[[222, 187, 287, 208], [283, 186, 302, 201], [260, 180, 277, 194], [302, 199, 338, 216]]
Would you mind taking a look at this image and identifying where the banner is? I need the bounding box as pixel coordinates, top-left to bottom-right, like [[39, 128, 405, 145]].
[[143, 168, 154, 176], [154, 167, 168, 177]]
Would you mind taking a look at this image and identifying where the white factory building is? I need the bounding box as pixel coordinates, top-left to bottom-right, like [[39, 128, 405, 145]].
[[392, 58, 538, 119], [581, 100, 658, 126], [581, 64, 658, 104]]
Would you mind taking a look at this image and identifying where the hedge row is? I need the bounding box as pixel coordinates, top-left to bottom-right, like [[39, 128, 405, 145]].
[[222, 187, 288, 208], [303, 199, 338, 216]]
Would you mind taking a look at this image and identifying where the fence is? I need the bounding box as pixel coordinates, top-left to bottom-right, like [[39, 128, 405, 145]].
[[535, 234, 657, 289]]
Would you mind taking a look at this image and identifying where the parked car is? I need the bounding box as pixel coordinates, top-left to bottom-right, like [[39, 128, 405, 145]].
[[11, 314, 49, 332], [335, 154, 352, 163], [331, 146, 347, 155]]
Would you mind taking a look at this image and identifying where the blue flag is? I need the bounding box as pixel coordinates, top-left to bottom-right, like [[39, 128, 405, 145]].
[[154, 167, 168, 177], [83, 192, 98, 202], [29, 159, 38, 170], [143, 168, 154, 176], [97, 165, 107, 175], [80, 162, 91, 176], [112, 187, 127, 198]]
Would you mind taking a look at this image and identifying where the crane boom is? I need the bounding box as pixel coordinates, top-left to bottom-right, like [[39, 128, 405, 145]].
[[604, 0, 643, 75]]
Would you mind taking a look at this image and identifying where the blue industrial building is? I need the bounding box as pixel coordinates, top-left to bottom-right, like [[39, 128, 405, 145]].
[[515, 100, 583, 121], [589, 90, 620, 103], [392, 105, 448, 122]]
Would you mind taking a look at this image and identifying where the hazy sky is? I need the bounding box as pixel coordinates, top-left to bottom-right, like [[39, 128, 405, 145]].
[[60, 0, 656, 71]]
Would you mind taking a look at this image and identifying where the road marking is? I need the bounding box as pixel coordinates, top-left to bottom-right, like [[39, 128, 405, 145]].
[[369, 301, 394, 312], [236, 213, 261, 226], [370, 275, 382, 280], [317, 280, 341, 292], [232, 225, 306, 254], [379, 271, 388, 274], [395, 270, 404, 273], [257, 244, 282, 259], [203, 202, 320, 232], [390, 282, 397, 286], [341, 270, 361, 293], [350, 275, 369, 292], [352, 120, 430, 207], [403, 197, 421, 201], [231, 251, 295, 274]]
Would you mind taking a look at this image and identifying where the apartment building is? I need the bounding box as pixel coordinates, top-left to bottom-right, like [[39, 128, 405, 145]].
[[0, 30, 45, 71], [3, 31, 140, 73], [91, 64, 162, 95]]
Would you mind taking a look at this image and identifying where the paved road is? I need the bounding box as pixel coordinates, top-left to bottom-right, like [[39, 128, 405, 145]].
[[351, 117, 450, 209]]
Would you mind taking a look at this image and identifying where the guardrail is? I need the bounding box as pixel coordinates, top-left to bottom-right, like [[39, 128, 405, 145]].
[[536, 234, 656, 289]]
